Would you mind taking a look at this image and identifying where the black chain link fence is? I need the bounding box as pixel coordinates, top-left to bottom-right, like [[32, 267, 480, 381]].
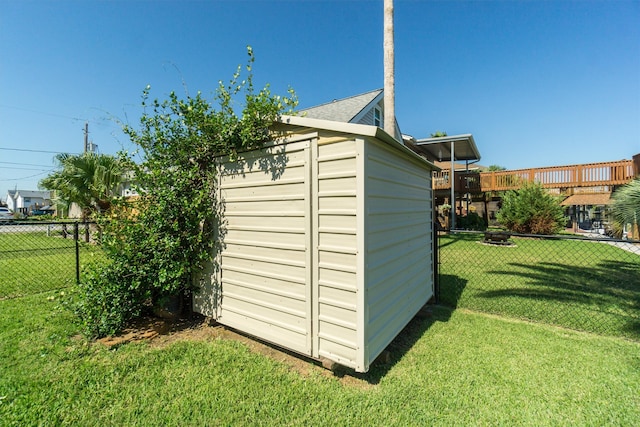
[[437, 230, 640, 341], [4, 219, 639, 341], [0, 221, 102, 300]]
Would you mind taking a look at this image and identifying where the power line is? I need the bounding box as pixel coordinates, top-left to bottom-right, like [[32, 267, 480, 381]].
[[0, 161, 54, 168], [0, 166, 52, 171], [0, 170, 52, 181], [0, 103, 87, 122], [0, 147, 79, 155]]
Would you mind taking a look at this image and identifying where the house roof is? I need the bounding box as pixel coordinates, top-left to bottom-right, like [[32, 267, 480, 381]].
[[300, 89, 384, 123], [15, 190, 51, 199], [561, 193, 612, 206], [432, 161, 485, 171], [413, 134, 481, 162]]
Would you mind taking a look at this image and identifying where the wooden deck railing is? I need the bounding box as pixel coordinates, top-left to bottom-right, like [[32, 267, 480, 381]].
[[433, 159, 635, 193]]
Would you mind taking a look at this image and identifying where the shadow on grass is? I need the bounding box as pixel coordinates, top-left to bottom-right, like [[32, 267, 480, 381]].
[[437, 231, 482, 250], [480, 258, 640, 340], [337, 276, 468, 384], [333, 303, 460, 384], [438, 274, 468, 308]]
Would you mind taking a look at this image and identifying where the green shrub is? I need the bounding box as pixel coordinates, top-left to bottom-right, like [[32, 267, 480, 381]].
[[76, 48, 297, 337], [497, 182, 566, 235], [457, 212, 487, 231]]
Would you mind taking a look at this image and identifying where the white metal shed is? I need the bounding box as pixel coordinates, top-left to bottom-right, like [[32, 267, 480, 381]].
[[193, 115, 438, 372]]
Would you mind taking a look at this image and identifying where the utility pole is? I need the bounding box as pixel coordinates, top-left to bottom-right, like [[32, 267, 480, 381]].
[[83, 122, 89, 153], [383, 0, 395, 139]]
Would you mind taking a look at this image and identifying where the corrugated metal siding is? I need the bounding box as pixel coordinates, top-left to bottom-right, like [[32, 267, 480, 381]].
[[215, 140, 312, 355], [364, 138, 434, 368], [314, 138, 359, 367]]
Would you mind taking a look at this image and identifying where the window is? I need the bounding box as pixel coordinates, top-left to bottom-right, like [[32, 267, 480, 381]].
[[374, 107, 382, 128]]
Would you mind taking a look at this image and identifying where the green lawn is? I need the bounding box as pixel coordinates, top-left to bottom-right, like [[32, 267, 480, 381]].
[[0, 232, 103, 299], [439, 233, 640, 340], [1, 291, 639, 425]]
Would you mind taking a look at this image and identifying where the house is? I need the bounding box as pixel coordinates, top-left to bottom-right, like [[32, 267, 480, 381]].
[[5, 190, 51, 215], [193, 110, 439, 373], [300, 89, 403, 142]]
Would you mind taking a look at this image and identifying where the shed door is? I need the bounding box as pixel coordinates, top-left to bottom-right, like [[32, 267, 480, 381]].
[[215, 140, 312, 355]]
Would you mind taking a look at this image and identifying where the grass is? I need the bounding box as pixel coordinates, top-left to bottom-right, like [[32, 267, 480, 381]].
[[439, 232, 640, 340], [0, 232, 103, 299], [1, 291, 639, 425]]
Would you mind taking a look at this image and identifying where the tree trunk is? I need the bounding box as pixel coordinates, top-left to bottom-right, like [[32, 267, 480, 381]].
[[383, 0, 395, 139]]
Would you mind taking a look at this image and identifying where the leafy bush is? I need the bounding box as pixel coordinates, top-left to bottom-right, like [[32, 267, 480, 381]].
[[76, 48, 298, 337], [497, 182, 566, 235], [457, 212, 487, 231]]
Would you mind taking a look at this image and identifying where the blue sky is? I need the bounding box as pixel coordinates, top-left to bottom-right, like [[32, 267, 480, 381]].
[[1, 0, 639, 200]]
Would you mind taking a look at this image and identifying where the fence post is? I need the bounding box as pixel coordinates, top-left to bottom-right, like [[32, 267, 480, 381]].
[[74, 222, 80, 284], [433, 213, 439, 304]]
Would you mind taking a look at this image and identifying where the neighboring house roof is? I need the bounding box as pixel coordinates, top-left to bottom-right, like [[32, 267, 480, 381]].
[[299, 89, 402, 141], [561, 193, 612, 206], [432, 161, 484, 171], [413, 134, 481, 163], [300, 89, 383, 123], [14, 190, 51, 199]]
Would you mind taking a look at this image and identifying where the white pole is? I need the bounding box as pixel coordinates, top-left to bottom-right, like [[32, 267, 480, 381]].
[[451, 141, 456, 230]]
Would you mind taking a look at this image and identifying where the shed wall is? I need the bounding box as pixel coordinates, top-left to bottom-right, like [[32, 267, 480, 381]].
[[363, 138, 434, 368], [193, 127, 436, 372], [197, 139, 313, 355], [314, 137, 359, 367]]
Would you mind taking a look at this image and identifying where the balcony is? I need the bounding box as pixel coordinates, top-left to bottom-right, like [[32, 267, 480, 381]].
[[434, 159, 635, 194]]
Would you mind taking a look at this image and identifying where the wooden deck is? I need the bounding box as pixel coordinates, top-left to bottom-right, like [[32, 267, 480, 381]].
[[433, 159, 635, 194]]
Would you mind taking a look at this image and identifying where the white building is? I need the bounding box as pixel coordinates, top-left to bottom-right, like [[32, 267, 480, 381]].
[[5, 190, 51, 214]]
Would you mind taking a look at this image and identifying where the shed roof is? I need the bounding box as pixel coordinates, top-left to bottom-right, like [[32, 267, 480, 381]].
[[277, 115, 439, 171], [299, 89, 383, 123]]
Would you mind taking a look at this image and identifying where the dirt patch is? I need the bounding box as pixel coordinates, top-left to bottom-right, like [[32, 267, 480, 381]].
[[97, 315, 375, 388]]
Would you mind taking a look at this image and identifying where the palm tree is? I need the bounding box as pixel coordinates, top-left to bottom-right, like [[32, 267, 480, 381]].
[[611, 178, 640, 239], [40, 152, 124, 219]]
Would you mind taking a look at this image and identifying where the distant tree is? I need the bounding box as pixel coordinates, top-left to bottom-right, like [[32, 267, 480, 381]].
[[497, 181, 566, 235], [430, 131, 448, 138], [485, 165, 507, 171], [610, 178, 640, 237], [40, 152, 123, 219]]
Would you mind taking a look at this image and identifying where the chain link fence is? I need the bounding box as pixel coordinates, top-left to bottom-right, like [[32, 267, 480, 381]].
[[4, 219, 639, 341], [0, 221, 102, 300], [437, 230, 640, 341]]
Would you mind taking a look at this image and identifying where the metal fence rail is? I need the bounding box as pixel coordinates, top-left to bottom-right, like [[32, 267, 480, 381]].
[[437, 230, 640, 341], [0, 221, 100, 300]]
